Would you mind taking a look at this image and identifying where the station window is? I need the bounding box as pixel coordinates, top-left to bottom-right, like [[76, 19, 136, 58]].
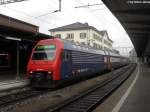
[[80, 33, 86, 39], [99, 38, 102, 42], [81, 42, 86, 45], [66, 33, 74, 39], [93, 34, 102, 42], [93, 43, 97, 48], [55, 34, 61, 38]]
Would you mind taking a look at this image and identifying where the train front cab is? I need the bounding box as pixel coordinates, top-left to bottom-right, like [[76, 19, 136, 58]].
[[27, 39, 64, 87]]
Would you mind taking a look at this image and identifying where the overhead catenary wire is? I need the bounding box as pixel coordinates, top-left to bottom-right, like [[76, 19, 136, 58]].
[[75, 3, 104, 8], [35, 0, 62, 18], [0, 0, 80, 30], [0, 0, 131, 49], [0, 0, 63, 28], [1, 1, 81, 31], [1, 0, 113, 31], [1, 6, 57, 27], [75, 0, 133, 55], [91, 8, 107, 12], [0, 0, 28, 5], [35, 10, 60, 18], [75, 0, 128, 39], [35, 0, 80, 27]]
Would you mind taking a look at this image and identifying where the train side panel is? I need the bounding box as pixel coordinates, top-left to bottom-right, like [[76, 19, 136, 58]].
[[60, 50, 107, 80], [109, 56, 129, 69], [60, 50, 72, 79]]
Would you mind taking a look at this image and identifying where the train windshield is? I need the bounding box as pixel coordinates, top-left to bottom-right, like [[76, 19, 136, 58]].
[[32, 45, 56, 60]]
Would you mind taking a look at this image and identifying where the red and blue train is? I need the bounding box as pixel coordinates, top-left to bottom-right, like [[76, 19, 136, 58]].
[[27, 38, 129, 87]]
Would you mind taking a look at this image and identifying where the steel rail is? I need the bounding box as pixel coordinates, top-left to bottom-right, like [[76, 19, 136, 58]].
[[0, 88, 43, 108], [49, 64, 136, 112]]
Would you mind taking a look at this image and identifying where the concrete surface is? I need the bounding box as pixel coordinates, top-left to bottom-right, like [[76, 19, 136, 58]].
[[93, 63, 138, 112], [119, 63, 150, 112], [94, 63, 150, 112], [0, 80, 29, 91], [0, 71, 28, 91], [0, 71, 17, 81]]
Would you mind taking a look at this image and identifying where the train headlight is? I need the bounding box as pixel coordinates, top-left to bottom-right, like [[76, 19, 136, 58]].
[[48, 71, 51, 74], [30, 71, 33, 74]]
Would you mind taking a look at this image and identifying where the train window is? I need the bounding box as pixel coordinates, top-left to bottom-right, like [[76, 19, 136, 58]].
[[32, 51, 55, 60], [32, 45, 56, 60], [62, 51, 71, 61]]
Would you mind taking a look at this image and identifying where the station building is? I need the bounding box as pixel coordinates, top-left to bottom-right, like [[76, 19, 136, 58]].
[[49, 22, 113, 50], [0, 14, 52, 80]]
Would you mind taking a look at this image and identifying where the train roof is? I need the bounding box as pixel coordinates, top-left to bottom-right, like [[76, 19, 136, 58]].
[[61, 39, 120, 56], [38, 38, 125, 57]]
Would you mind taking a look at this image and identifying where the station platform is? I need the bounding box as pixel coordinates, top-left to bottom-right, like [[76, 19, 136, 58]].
[[0, 79, 29, 92], [0, 71, 28, 91], [118, 63, 150, 112], [0, 72, 16, 81], [0, 71, 26, 81], [93, 63, 150, 112]]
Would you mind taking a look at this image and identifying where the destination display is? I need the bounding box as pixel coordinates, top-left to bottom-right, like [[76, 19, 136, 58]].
[[35, 45, 56, 51]]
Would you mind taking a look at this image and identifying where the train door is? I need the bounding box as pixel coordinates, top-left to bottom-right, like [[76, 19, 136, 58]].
[[104, 55, 108, 70], [104, 51, 111, 71], [107, 56, 111, 70], [61, 50, 72, 79]]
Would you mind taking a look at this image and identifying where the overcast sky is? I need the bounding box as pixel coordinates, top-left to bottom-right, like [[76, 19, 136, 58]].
[[0, 0, 134, 55]]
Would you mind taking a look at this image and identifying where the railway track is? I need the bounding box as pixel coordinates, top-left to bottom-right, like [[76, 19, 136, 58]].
[[49, 64, 136, 112], [0, 87, 44, 108], [0, 80, 29, 94], [0, 64, 136, 111]]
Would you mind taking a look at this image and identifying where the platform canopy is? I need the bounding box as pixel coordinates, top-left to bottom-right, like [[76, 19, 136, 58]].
[[102, 0, 150, 57], [0, 14, 52, 42]]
